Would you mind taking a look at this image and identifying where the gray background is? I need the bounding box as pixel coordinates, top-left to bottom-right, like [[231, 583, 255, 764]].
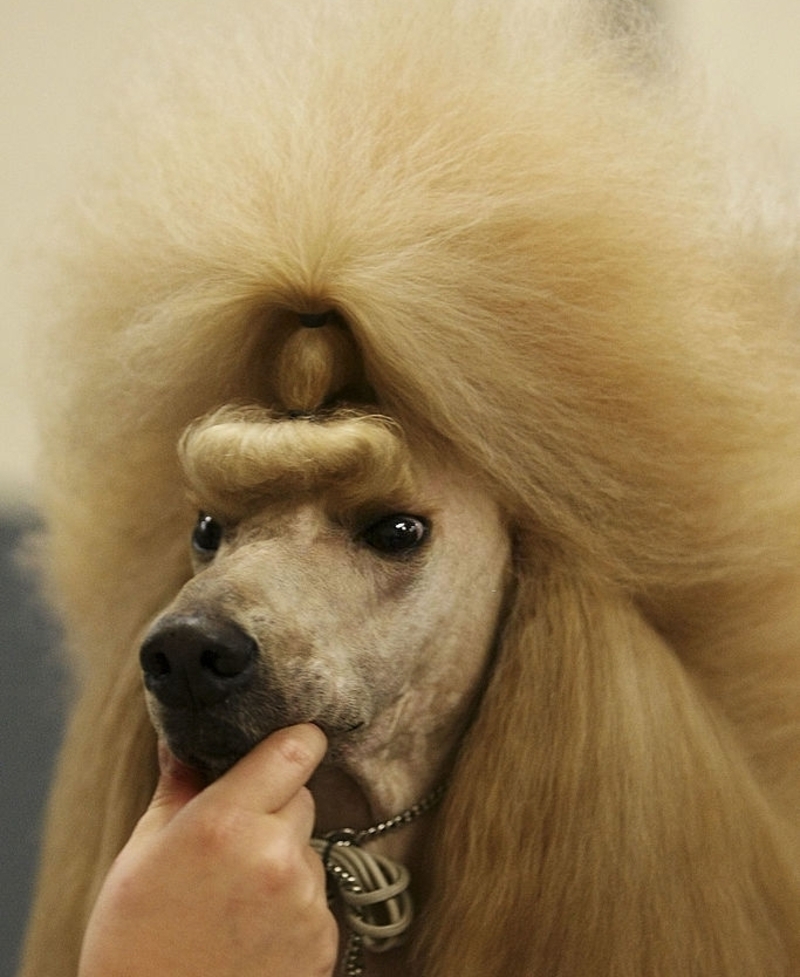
[[1, 511, 64, 977]]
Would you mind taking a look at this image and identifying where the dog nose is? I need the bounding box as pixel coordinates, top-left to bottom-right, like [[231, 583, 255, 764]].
[[139, 615, 258, 709]]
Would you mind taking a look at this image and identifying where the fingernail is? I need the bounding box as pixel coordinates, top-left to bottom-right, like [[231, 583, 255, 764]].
[[278, 723, 328, 766]]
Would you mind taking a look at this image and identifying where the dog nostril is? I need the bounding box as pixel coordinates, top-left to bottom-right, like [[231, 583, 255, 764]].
[[140, 617, 258, 709], [148, 651, 172, 677]]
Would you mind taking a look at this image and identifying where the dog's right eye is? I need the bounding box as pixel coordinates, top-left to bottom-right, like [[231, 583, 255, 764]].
[[192, 512, 224, 559], [360, 513, 429, 556]]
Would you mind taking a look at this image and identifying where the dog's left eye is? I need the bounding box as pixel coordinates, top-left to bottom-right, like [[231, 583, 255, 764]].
[[360, 514, 429, 555], [192, 512, 224, 559]]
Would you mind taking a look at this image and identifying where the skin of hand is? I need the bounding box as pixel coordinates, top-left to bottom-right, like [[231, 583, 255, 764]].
[[77, 724, 338, 977]]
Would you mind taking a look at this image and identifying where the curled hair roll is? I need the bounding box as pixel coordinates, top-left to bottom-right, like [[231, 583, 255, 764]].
[[179, 406, 419, 518]]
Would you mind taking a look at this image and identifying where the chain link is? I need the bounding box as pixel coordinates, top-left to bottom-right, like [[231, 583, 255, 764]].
[[352, 783, 448, 845]]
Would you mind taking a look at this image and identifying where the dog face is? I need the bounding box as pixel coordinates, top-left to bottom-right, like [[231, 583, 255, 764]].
[[139, 411, 511, 812]]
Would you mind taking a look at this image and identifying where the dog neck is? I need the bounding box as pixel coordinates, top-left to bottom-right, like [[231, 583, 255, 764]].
[[309, 763, 441, 864], [308, 764, 444, 976]]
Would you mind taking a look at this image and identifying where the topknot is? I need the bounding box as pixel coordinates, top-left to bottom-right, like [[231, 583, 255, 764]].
[[275, 312, 366, 412]]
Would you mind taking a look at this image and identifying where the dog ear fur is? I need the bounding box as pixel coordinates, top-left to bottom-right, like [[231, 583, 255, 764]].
[[417, 553, 800, 976]]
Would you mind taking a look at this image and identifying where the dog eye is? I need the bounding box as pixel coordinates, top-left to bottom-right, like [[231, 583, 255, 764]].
[[192, 512, 224, 559], [360, 514, 429, 555]]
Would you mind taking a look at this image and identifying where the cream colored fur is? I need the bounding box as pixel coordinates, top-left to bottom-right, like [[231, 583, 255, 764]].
[[19, 0, 800, 974]]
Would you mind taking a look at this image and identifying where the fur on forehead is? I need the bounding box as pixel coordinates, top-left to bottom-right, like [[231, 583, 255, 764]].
[[34, 0, 800, 607], [179, 406, 421, 521]]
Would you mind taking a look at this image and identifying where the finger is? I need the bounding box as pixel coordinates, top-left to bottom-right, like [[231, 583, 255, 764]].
[[204, 724, 328, 815], [273, 784, 318, 843]]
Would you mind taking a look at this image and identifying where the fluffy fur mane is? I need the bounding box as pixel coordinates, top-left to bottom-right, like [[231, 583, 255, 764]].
[[20, 1, 800, 975]]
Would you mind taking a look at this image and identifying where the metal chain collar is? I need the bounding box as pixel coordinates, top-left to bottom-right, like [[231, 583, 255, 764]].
[[310, 783, 447, 977]]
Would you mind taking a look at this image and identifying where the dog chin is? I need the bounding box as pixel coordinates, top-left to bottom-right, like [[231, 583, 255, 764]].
[[164, 718, 365, 782], [178, 748, 242, 782]]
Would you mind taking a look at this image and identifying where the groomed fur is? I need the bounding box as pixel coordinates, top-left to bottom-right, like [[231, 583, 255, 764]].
[[21, 0, 800, 975], [179, 407, 418, 520]]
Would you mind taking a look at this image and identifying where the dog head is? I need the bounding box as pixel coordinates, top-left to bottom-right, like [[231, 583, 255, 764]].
[[139, 407, 511, 808]]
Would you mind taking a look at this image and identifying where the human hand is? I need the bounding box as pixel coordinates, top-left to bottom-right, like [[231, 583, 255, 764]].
[[78, 724, 338, 977]]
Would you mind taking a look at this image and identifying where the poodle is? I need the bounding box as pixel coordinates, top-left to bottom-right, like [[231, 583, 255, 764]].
[[19, 0, 800, 975]]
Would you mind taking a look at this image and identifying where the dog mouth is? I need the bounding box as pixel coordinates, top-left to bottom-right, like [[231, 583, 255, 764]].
[[139, 613, 368, 779], [160, 710, 365, 781]]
